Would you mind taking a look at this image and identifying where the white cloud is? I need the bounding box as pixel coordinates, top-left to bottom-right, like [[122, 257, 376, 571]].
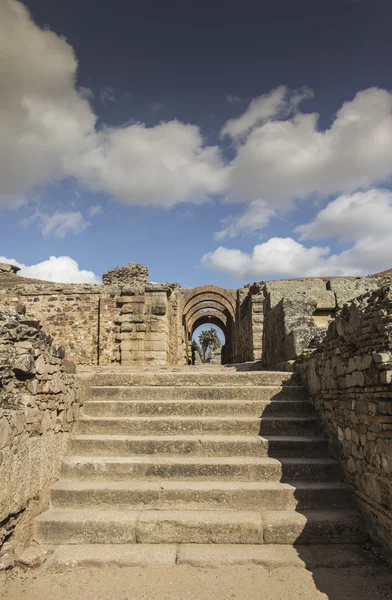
[[4, 0, 392, 219], [23, 211, 89, 238], [203, 188, 392, 279], [221, 86, 288, 140], [0, 0, 96, 205], [225, 87, 392, 208], [214, 200, 274, 240], [0, 0, 228, 209], [296, 189, 392, 242], [88, 204, 102, 218], [201, 238, 339, 279], [0, 255, 99, 284], [202, 234, 392, 279], [70, 121, 228, 207]]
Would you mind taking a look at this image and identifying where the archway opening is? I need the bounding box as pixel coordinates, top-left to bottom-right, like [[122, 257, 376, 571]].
[[179, 285, 237, 366], [192, 323, 226, 365]]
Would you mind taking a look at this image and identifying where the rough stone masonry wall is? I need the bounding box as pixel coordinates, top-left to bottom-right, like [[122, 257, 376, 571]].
[[116, 287, 170, 366], [298, 286, 392, 559], [0, 305, 80, 567], [235, 286, 264, 363], [262, 272, 392, 370], [0, 285, 120, 366]]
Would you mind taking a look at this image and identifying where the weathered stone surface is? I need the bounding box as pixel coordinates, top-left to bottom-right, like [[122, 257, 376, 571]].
[[0, 307, 80, 558], [0, 263, 20, 274], [103, 262, 148, 289], [299, 285, 392, 559]]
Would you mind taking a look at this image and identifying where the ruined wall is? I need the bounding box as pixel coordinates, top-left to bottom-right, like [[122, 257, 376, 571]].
[[262, 272, 392, 370], [0, 285, 120, 366], [0, 306, 80, 566], [116, 286, 171, 366], [235, 286, 264, 363], [298, 287, 392, 559]]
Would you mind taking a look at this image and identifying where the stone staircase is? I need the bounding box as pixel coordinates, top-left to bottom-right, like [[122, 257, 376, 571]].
[[35, 369, 368, 568]]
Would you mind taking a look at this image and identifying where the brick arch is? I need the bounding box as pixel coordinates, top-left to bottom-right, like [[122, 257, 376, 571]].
[[189, 309, 228, 335], [186, 301, 231, 324], [179, 285, 237, 365], [182, 291, 235, 324]]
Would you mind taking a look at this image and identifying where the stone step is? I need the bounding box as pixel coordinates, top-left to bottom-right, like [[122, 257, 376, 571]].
[[61, 455, 340, 482], [70, 434, 329, 458], [50, 480, 352, 511], [36, 508, 365, 545], [81, 371, 299, 388], [45, 543, 374, 570], [75, 416, 319, 436], [89, 385, 307, 402], [83, 399, 312, 418]]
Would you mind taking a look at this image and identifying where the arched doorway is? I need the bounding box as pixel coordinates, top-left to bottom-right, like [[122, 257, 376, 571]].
[[192, 317, 227, 365], [178, 285, 237, 365]]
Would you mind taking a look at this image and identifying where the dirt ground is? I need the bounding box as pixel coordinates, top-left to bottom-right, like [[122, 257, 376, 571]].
[[1, 564, 392, 600]]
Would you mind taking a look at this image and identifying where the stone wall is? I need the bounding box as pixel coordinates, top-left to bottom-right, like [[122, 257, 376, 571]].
[[116, 286, 172, 366], [0, 284, 120, 366], [0, 305, 80, 566], [262, 271, 392, 370], [235, 286, 264, 363], [298, 286, 392, 559]]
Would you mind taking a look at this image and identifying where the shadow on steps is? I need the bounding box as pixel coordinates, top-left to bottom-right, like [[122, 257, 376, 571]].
[[260, 388, 387, 600]]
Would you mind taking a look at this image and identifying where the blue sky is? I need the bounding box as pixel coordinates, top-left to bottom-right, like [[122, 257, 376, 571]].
[[1, 0, 392, 286]]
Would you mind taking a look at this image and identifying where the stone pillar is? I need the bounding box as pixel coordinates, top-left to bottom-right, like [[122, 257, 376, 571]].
[[117, 294, 147, 365], [116, 288, 169, 366], [144, 289, 169, 366], [251, 295, 264, 361]]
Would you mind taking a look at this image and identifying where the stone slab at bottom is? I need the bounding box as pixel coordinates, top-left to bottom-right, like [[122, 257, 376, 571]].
[[177, 544, 376, 568], [46, 544, 177, 571], [43, 544, 376, 571]]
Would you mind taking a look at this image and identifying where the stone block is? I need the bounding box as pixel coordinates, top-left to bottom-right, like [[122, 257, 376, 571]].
[[380, 371, 392, 385], [151, 304, 167, 316], [0, 418, 12, 449]]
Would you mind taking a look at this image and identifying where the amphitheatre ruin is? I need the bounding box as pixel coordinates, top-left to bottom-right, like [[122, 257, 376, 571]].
[[0, 259, 392, 571]]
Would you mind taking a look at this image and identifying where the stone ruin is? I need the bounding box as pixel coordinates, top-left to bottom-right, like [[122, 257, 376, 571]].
[[0, 260, 392, 568]]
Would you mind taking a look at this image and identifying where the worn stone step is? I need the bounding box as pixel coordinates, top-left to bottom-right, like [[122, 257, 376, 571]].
[[89, 385, 307, 402], [50, 480, 352, 511], [263, 510, 366, 544], [70, 434, 329, 458], [61, 455, 340, 482], [83, 399, 312, 418], [45, 542, 374, 570], [36, 509, 263, 545], [75, 416, 319, 436], [176, 543, 374, 568], [36, 508, 364, 545], [81, 371, 299, 388]]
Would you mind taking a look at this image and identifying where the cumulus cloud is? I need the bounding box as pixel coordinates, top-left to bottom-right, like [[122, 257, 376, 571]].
[[0, 0, 228, 208], [222, 86, 313, 141], [70, 121, 228, 207], [296, 189, 392, 242], [201, 238, 339, 279], [221, 86, 288, 140], [225, 87, 392, 208], [0, 255, 99, 284], [203, 188, 392, 279], [0, 0, 96, 204], [4, 0, 392, 220], [214, 200, 274, 240]]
